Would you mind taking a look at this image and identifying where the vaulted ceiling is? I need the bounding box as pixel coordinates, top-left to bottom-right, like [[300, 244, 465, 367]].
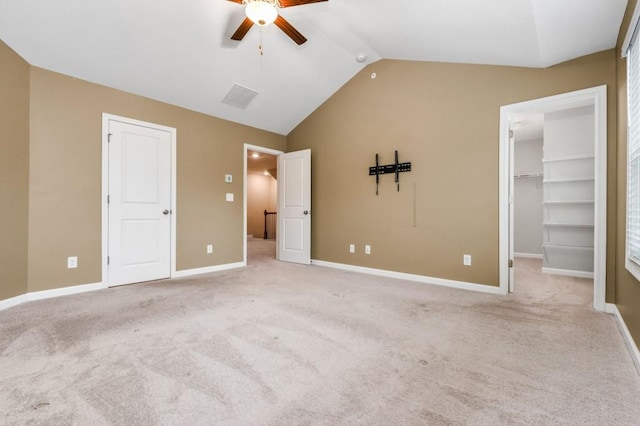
[[0, 0, 628, 135]]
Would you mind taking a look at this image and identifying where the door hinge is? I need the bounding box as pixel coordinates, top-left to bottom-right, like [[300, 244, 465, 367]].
[[509, 129, 514, 139], [107, 256, 110, 265], [508, 259, 514, 268], [107, 133, 112, 142], [107, 195, 110, 204]]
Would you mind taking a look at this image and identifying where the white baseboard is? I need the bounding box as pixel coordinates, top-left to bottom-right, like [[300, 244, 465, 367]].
[[0, 293, 29, 311], [0, 281, 104, 312], [1, 261, 247, 311], [28, 282, 104, 301], [607, 303, 640, 377], [311, 260, 502, 295], [173, 261, 246, 278], [514, 252, 543, 259], [541, 267, 594, 279]]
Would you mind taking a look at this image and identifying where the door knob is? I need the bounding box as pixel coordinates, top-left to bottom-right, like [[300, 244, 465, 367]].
[[163, 209, 170, 215], [303, 210, 309, 215]]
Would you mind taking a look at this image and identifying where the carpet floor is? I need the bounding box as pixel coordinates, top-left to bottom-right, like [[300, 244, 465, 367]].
[[1, 239, 639, 425]]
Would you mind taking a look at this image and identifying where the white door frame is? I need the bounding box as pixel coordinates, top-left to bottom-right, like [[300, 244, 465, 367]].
[[243, 143, 284, 264], [499, 85, 607, 311], [101, 113, 177, 287]]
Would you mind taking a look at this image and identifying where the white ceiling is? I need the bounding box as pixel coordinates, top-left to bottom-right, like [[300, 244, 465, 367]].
[[0, 0, 628, 135]]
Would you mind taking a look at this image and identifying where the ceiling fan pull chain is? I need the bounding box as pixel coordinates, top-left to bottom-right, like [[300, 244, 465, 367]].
[[258, 27, 264, 56]]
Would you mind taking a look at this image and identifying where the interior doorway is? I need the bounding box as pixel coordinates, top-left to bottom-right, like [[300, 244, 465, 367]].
[[499, 85, 607, 311], [244, 144, 283, 263], [511, 111, 594, 305]]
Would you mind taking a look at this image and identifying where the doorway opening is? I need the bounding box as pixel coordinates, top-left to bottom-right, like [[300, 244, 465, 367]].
[[499, 86, 607, 311], [244, 144, 283, 264], [512, 110, 594, 306]]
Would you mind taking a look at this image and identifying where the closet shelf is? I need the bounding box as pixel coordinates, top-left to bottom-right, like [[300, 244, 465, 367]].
[[543, 222, 594, 228], [515, 172, 543, 179], [543, 200, 594, 205], [543, 177, 594, 183], [542, 154, 595, 163], [543, 243, 594, 251]]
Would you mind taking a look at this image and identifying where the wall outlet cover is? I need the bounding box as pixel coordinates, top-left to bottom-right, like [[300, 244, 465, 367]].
[[349, 244, 355, 253], [207, 244, 213, 254], [226, 193, 234, 202], [67, 256, 78, 269], [365, 245, 371, 255]]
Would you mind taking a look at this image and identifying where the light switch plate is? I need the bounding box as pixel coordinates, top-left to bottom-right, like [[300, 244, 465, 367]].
[[226, 193, 234, 202], [225, 174, 232, 183]]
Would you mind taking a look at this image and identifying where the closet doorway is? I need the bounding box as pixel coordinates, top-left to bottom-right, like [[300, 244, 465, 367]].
[[512, 108, 594, 305], [499, 85, 607, 311]]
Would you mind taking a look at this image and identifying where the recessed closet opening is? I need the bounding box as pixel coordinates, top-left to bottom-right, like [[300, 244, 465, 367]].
[[512, 106, 595, 304]]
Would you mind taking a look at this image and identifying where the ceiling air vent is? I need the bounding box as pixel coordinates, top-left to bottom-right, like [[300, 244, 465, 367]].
[[222, 84, 258, 109]]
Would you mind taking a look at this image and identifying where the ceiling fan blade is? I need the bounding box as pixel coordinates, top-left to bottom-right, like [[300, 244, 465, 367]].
[[274, 15, 307, 45], [279, 0, 328, 7], [231, 17, 254, 41]]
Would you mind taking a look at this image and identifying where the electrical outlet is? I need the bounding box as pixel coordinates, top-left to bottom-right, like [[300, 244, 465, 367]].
[[67, 256, 78, 269], [365, 245, 371, 255], [463, 254, 472, 266], [349, 244, 355, 253], [207, 244, 213, 254], [226, 193, 234, 202]]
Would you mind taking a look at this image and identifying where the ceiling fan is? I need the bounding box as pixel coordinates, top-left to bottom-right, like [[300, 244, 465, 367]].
[[228, 0, 328, 45]]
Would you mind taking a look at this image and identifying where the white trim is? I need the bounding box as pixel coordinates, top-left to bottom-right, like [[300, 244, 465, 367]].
[[622, 1, 640, 57], [311, 260, 502, 295], [0, 282, 103, 312], [101, 114, 177, 287], [499, 85, 607, 311], [541, 267, 594, 279], [607, 304, 640, 376], [173, 262, 246, 278], [0, 294, 28, 311], [513, 252, 543, 259], [243, 143, 284, 265], [27, 282, 104, 301]]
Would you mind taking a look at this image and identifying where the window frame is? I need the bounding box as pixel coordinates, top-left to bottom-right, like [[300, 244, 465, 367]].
[[625, 4, 640, 282]]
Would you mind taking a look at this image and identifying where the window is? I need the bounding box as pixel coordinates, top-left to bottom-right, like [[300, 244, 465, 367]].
[[626, 10, 640, 281]]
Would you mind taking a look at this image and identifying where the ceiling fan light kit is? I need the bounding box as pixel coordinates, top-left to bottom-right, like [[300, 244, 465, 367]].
[[245, 0, 278, 26]]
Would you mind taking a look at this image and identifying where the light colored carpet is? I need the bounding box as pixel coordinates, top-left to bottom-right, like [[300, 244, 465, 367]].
[[1, 239, 639, 425]]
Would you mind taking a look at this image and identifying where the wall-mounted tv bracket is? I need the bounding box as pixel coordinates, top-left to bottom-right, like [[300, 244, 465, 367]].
[[369, 150, 411, 195]]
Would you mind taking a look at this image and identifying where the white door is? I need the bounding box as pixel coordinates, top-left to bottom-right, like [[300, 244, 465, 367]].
[[107, 120, 172, 286], [278, 149, 311, 264]]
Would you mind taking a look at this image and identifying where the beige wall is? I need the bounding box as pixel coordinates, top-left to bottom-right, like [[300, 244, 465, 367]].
[[247, 173, 277, 238], [616, 0, 640, 349], [0, 41, 30, 300], [26, 67, 285, 292], [288, 51, 617, 288]]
